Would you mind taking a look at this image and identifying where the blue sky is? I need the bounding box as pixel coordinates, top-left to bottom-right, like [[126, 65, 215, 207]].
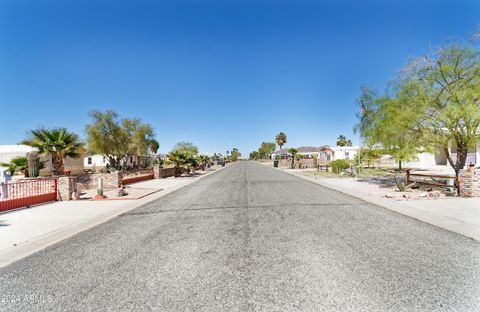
[[0, 0, 478, 155]]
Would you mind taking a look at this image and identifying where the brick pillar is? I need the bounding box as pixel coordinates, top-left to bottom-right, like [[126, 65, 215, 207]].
[[57, 176, 78, 201], [153, 165, 163, 179], [459, 168, 480, 197]]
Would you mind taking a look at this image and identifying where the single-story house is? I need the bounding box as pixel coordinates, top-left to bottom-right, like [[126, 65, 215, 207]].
[[404, 141, 480, 168], [329, 146, 359, 161], [84, 154, 109, 171], [271, 145, 359, 163], [84, 153, 161, 172], [0, 144, 84, 176], [271, 146, 324, 160]]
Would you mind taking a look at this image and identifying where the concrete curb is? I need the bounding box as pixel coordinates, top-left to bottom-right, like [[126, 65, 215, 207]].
[[260, 162, 480, 241], [0, 165, 229, 268]]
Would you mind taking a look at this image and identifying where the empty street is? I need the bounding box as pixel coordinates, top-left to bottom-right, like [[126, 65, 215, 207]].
[[0, 161, 479, 311]]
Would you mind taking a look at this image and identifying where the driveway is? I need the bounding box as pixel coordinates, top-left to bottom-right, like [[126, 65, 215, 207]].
[[0, 161, 479, 311]]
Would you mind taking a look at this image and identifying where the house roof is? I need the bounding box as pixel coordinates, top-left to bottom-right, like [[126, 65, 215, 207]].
[[329, 146, 359, 151], [273, 146, 329, 154], [0, 145, 35, 153]]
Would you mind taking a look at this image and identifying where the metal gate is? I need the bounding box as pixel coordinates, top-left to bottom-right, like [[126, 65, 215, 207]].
[[0, 179, 58, 213]]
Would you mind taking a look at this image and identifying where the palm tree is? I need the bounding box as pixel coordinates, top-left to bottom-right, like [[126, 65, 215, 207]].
[[288, 148, 298, 169], [149, 139, 160, 154], [168, 150, 187, 177], [275, 132, 287, 151], [199, 155, 211, 170], [0, 157, 28, 177], [22, 128, 84, 175]]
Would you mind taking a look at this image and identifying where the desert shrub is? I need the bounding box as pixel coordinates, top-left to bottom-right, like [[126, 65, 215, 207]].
[[394, 174, 406, 191], [330, 159, 351, 174]]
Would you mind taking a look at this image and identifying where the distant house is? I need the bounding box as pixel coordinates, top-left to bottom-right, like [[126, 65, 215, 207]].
[[329, 146, 359, 161], [271, 146, 324, 159], [271, 145, 360, 165], [84, 153, 161, 172], [0, 144, 84, 176]]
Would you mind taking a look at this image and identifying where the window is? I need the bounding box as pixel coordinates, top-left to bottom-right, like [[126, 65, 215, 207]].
[[87, 157, 92, 165], [345, 151, 350, 160], [103, 156, 106, 163]]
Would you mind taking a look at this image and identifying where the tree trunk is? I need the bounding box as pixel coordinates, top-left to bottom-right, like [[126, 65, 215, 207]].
[[398, 160, 402, 171], [52, 153, 64, 175], [444, 144, 467, 195], [291, 156, 295, 169], [455, 144, 468, 195]]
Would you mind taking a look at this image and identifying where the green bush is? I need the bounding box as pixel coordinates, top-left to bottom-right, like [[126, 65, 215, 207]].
[[330, 159, 351, 174]]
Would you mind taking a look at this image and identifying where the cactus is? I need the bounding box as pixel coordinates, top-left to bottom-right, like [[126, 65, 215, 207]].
[[97, 178, 104, 197], [27, 151, 41, 177]]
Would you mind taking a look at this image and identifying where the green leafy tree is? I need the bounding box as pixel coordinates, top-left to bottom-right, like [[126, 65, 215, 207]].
[[288, 148, 298, 169], [358, 85, 426, 170], [230, 148, 241, 162], [358, 42, 480, 181], [411, 44, 480, 181], [85, 110, 155, 169], [249, 151, 259, 160], [172, 141, 199, 155], [275, 132, 287, 151], [22, 128, 84, 175], [356, 147, 383, 168], [258, 142, 276, 159], [336, 135, 352, 147]]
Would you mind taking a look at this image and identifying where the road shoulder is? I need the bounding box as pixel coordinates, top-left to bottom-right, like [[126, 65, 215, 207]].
[[260, 162, 480, 241], [0, 166, 226, 268]]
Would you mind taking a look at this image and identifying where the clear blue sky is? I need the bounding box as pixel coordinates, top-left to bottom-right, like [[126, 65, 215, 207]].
[[0, 0, 478, 155]]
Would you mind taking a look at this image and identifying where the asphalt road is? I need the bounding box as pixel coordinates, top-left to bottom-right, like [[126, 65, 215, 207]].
[[1, 161, 479, 311]]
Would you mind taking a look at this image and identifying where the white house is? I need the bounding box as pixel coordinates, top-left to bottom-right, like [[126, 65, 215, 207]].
[[0, 144, 84, 176], [329, 146, 359, 161], [84, 154, 109, 171], [271, 146, 324, 159], [404, 142, 480, 169], [271, 146, 360, 162], [0, 145, 34, 163], [84, 153, 160, 172]]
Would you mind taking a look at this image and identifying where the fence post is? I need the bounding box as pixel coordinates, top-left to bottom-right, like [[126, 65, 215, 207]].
[[54, 178, 58, 201], [0, 182, 7, 200], [406, 169, 411, 185]]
